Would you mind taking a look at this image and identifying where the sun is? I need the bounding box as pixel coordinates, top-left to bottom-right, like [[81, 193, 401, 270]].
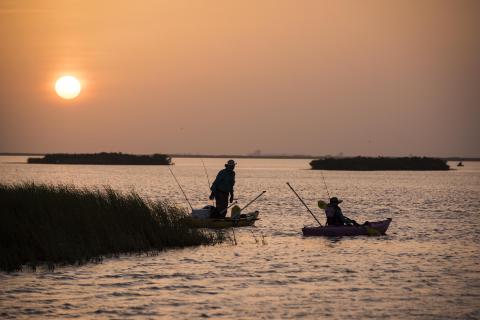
[[55, 75, 81, 100]]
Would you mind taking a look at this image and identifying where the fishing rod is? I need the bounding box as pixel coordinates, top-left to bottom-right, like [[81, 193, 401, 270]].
[[320, 170, 331, 199], [286, 182, 322, 226], [168, 165, 194, 211], [240, 190, 266, 212], [217, 191, 266, 218]]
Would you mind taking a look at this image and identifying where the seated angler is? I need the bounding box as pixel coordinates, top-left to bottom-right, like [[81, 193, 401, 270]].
[[324, 197, 359, 226]]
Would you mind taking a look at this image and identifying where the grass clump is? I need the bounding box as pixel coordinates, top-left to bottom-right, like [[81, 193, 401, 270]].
[[0, 183, 223, 272]]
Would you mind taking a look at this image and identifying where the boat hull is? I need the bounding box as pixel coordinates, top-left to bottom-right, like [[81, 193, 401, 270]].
[[302, 218, 392, 237], [184, 211, 259, 229]]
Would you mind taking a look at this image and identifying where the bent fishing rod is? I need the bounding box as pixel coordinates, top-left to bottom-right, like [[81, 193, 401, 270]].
[[286, 182, 322, 226], [168, 165, 194, 211]]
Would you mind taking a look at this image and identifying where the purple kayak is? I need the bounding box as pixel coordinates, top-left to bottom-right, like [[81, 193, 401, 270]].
[[302, 218, 392, 237]]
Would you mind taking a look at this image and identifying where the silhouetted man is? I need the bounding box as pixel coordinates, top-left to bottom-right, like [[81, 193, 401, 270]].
[[324, 197, 358, 226], [209, 160, 236, 218]]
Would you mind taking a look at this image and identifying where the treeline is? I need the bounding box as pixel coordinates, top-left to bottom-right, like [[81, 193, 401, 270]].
[[0, 183, 222, 271], [310, 156, 450, 171], [28, 152, 171, 165]]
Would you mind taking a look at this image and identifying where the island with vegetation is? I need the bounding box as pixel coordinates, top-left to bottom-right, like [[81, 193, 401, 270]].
[[0, 183, 222, 271], [310, 156, 450, 171], [28, 152, 171, 165]]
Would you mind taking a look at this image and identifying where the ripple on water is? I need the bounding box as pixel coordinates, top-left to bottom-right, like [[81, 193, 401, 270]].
[[1, 158, 479, 319]]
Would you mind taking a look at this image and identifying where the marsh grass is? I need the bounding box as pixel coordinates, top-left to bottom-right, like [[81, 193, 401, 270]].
[[0, 183, 223, 272]]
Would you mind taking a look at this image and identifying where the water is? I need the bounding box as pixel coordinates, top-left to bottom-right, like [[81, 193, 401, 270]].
[[1, 157, 479, 319]]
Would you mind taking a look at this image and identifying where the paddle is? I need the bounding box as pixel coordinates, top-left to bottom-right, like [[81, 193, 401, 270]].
[[366, 226, 380, 236], [317, 200, 327, 209], [286, 182, 323, 227], [231, 205, 241, 219]]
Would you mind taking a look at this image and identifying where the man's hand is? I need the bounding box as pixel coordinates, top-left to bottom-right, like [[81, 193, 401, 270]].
[[229, 193, 234, 203], [209, 192, 215, 200]]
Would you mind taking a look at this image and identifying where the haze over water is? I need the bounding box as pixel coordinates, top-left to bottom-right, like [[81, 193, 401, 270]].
[[1, 157, 479, 319], [1, 1, 479, 157]]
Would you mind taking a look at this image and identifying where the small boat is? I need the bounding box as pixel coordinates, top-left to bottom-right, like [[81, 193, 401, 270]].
[[184, 211, 260, 229], [457, 162, 464, 167], [302, 218, 392, 237]]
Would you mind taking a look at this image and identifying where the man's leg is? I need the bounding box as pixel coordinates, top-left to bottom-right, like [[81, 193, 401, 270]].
[[215, 191, 229, 218]]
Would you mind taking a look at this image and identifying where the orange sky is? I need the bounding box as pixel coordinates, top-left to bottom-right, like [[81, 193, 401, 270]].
[[1, 0, 479, 156]]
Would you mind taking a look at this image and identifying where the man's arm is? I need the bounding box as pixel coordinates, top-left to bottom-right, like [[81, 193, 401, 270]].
[[337, 208, 358, 226], [336, 207, 348, 225], [229, 172, 235, 202]]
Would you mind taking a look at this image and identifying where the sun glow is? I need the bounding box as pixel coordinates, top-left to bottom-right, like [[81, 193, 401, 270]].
[[55, 76, 81, 100]]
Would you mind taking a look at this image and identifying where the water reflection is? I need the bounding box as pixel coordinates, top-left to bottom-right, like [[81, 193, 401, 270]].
[[0, 157, 479, 319]]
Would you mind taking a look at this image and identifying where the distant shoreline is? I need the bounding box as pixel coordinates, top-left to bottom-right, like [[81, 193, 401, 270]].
[[1, 153, 479, 161], [27, 153, 171, 165], [310, 156, 450, 171]]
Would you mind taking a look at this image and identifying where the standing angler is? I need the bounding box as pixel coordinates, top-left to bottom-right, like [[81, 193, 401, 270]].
[[209, 160, 236, 218]]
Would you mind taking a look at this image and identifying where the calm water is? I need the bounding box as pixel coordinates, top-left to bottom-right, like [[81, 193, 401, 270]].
[[1, 157, 479, 319]]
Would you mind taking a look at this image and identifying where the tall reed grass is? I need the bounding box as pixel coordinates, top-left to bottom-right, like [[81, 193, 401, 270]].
[[0, 183, 223, 271]]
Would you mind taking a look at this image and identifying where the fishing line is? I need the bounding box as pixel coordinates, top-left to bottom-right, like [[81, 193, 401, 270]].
[[201, 159, 214, 205], [168, 165, 194, 211], [201, 159, 211, 189], [320, 170, 331, 199]]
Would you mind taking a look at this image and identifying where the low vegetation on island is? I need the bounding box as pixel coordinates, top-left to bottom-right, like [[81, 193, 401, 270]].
[[310, 156, 450, 171], [28, 152, 171, 165], [0, 183, 223, 272]]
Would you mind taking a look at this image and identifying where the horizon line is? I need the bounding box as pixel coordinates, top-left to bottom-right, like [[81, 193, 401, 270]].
[[0, 152, 478, 161]]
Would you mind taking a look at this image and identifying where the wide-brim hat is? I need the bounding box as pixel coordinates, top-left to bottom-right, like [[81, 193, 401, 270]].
[[226, 159, 236, 166], [329, 197, 342, 204]]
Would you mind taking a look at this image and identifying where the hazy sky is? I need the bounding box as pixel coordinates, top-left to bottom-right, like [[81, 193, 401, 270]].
[[1, 0, 479, 156]]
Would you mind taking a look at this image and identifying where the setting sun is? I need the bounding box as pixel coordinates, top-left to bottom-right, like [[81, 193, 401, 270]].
[[55, 75, 81, 100]]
